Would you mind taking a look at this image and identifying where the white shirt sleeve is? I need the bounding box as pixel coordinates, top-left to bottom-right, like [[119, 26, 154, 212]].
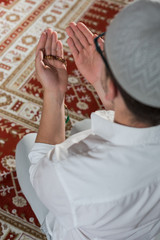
[[28, 143, 75, 229]]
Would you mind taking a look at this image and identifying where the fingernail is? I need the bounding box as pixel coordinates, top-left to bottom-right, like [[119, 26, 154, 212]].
[[41, 31, 46, 37]]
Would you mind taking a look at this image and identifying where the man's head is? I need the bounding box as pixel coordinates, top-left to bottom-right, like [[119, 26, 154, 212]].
[[104, 0, 160, 126]]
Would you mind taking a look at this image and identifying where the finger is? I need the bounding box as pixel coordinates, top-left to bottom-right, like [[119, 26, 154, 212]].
[[69, 22, 89, 48], [45, 28, 53, 55], [36, 31, 47, 57], [77, 22, 94, 45], [51, 31, 58, 56], [67, 37, 79, 59], [66, 25, 83, 52], [56, 40, 63, 58], [35, 50, 46, 74]]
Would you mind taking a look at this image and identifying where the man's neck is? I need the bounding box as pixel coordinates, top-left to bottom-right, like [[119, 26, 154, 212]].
[[114, 99, 151, 128], [114, 116, 150, 128]]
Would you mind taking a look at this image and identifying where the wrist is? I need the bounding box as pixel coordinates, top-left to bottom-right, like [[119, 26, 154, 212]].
[[43, 90, 65, 107]]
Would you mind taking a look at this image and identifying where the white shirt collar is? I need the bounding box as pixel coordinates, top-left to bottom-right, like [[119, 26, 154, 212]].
[[91, 111, 160, 146]]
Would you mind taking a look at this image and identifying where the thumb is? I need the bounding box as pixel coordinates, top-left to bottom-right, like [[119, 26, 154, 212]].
[[98, 38, 104, 51], [35, 50, 45, 73], [94, 34, 104, 50]]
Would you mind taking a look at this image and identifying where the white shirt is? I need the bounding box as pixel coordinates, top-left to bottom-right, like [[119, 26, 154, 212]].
[[29, 111, 160, 240]]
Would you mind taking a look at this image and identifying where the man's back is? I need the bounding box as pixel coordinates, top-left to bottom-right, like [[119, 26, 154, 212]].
[[29, 111, 160, 240]]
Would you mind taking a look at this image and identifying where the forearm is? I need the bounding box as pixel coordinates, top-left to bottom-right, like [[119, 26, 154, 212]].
[[36, 91, 65, 145], [93, 80, 114, 110], [92, 80, 106, 107]]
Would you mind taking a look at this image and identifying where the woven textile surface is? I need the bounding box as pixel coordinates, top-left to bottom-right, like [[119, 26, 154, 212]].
[[0, 0, 131, 239]]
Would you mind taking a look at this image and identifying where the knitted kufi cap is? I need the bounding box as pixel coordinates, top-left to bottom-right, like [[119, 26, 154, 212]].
[[105, 0, 160, 108]]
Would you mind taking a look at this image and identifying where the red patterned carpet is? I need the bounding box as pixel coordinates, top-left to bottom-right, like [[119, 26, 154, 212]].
[[0, 0, 131, 239]]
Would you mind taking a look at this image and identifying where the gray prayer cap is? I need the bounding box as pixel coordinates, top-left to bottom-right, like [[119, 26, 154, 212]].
[[105, 0, 160, 108]]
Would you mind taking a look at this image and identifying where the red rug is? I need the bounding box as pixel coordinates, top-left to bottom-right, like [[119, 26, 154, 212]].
[[0, 0, 131, 238]]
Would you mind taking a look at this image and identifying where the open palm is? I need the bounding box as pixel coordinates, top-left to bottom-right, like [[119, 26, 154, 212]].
[[35, 29, 68, 97], [66, 22, 104, 85]]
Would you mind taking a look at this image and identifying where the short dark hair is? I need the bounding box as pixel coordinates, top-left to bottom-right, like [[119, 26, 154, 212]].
[[111, 76, 160, 126]]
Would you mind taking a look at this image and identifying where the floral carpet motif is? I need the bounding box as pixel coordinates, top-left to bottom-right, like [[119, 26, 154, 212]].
[[0, 0, 131, 239]]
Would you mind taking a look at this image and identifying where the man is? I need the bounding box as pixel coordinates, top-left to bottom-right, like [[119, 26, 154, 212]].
[[16, 0, 160, 239]]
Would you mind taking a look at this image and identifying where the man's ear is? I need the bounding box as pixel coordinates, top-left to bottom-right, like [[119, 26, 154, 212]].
[[105, 78, 118, 101]]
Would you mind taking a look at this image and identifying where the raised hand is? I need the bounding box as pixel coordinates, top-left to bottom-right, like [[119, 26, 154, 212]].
[[35, 28, 68, 101], [66, 22, 104, 85]]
